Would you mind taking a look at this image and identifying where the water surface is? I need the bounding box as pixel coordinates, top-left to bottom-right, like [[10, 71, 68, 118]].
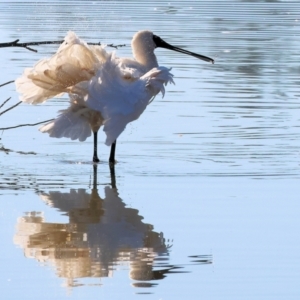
[[0, 1, 300, 299]]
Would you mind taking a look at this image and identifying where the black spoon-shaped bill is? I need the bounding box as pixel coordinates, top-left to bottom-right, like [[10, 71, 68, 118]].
[[153, 35, 214, 64]]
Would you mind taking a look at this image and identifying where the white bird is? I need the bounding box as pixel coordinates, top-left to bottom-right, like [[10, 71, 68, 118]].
[[15, 30, 214, 163]]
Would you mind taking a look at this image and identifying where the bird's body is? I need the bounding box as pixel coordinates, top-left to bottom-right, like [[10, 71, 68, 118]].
[[16, 30, 213, 163]]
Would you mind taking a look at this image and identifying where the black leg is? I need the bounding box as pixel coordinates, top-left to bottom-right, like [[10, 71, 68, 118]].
[[109, 140, 117, 164], [93, 131, 100, 163], [109, 163, 116, 189]]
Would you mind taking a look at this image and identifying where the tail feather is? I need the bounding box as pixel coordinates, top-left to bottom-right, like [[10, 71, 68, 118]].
[[39, 108, 92, 142]]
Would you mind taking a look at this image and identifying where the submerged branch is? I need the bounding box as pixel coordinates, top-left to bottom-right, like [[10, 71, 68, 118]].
[[0, 145, 36, 155], [0, 145, 13, 154], [0, 97, 12, 110], [0, 39, 126, 52], [0, 81, 16, 110], [0, 118, 54, 131], [0, 80, 14, 88], [0, 101, 22, 117]]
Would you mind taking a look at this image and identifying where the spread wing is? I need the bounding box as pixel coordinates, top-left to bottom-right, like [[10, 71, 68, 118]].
[[15, 31, 108, 104]]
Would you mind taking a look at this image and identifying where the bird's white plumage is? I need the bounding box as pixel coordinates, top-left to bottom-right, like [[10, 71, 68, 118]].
[[15, 31, 174, 146], [78, 54, 173, 145]]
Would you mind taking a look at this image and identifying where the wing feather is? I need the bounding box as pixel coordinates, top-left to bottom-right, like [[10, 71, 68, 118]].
[[15, 31, 108, 104]]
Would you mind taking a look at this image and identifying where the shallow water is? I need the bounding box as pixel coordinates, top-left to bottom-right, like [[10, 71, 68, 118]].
[[1, 1, 300, 299]]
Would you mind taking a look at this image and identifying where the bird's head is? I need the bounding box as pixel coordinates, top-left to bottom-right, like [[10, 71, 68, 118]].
[[131, 30, 156, 56], [132, 30, 214, 64]]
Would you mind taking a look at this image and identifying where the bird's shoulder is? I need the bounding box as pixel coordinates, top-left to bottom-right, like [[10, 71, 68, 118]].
[[116, 57, 146, 79]]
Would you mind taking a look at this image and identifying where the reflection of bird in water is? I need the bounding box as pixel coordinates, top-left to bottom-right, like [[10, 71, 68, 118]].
[[13, 165, 173, 287], [15, 31, 214, 163]]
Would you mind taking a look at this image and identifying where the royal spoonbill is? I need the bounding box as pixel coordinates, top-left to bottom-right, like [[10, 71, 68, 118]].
[[15, 30, 214, 163]]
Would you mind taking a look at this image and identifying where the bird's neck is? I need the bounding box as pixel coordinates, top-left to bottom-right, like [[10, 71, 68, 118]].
[[134, 49, 159, 71]]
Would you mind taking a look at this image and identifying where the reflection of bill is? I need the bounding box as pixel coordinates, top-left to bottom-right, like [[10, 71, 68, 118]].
[[13, 166, 172, 287]]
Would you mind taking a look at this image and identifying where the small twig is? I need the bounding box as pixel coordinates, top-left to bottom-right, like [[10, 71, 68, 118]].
[[0, 39, 126, 52], [0, 145, 13, 154], [106, 43, 126, 49], [0, 97, 12, 110], [0, 82, 15, 110], [0, 118, 54, 131], [0, 39, 42, 52], [0, 80, 14, 88], [0, 145, 36, 155], [0, 101, 22, 117]]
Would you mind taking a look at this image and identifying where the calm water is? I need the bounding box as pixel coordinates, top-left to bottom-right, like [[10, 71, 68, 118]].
[[0, 1, 300, 299]]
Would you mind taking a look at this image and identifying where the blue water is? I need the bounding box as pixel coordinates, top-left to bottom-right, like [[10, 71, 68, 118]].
[[1, 1, 300, 299]]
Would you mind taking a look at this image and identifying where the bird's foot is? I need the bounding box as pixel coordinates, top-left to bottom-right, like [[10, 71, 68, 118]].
[[109, 159, 116, 168], [93, 156, 100, 163]]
